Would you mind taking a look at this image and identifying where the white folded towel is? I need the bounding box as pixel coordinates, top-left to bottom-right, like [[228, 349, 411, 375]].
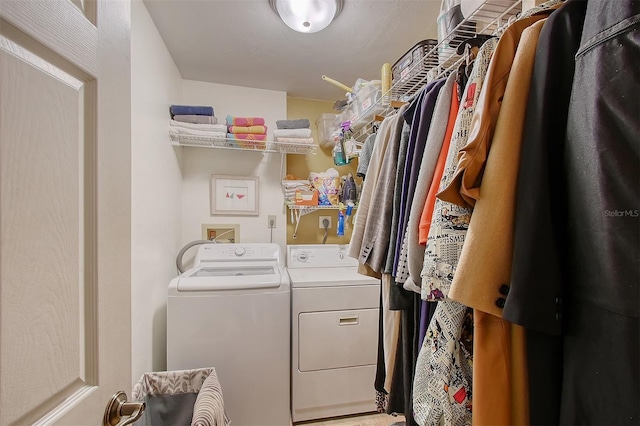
[[275, 137, 315, 144], [273, 128, 312, 138], [170, 120, 227, 133], [169, 127, 226, 140], [282, 179, 311, 189]]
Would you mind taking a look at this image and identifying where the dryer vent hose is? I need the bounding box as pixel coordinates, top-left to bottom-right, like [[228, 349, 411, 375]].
[[175, 230, 240, 273], [176, 240, 212, 274]]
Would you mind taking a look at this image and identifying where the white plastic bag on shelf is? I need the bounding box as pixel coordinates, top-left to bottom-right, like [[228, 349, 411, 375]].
[[352, 78, 369, 93], [460, 0, 519, 18], [437, 0, 473, 65], [309, 168, 341, 206], [460, 0, 484, 17], [437, 0, 461, 61]]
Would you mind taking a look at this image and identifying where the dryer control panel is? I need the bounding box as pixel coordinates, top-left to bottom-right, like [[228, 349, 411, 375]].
[[287, 244, 356, 269]]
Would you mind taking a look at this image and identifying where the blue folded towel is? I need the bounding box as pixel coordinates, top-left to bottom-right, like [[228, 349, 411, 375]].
[[170, 105, 214, 117]]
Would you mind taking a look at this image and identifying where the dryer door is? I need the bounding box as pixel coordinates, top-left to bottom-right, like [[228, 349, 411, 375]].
[[298, 308, 378, 371]]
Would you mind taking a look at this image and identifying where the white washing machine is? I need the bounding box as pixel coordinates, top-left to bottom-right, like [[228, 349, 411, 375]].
[[168, 243, 290, 426], [287, 244, 380, 422]]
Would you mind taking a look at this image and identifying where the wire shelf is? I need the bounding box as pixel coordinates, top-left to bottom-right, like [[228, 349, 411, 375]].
[[286, 204, 357, 210], [170, 134, 317, 155], [390, 0, 521, 100], [346, 0, 522, 143]]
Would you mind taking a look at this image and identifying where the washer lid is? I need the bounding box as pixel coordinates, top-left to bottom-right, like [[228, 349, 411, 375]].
[[189, 265, 275, 277], [176, 261, 282, 291]]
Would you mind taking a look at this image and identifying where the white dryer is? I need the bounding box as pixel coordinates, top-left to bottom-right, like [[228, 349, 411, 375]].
[[287, 244, 380, 422], [168, 243, 290, 426]]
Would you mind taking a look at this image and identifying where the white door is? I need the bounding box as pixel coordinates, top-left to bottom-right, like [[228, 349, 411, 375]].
[[0, 0, 132, 424]]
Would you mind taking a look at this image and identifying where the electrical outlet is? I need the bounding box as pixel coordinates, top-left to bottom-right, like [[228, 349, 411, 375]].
[[319, 216, 332, 229], [268, 215, 276, 228]]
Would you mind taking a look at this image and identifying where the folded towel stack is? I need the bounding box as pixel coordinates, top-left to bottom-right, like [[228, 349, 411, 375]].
[[169, 119, 227, 144], [274, 119, 314, 150], [169, 105, 224, 145], [170, 105, 218, 125], [273, 128, 315, 154], [226, 115, 268, 149], [282, 179, 313, 204]]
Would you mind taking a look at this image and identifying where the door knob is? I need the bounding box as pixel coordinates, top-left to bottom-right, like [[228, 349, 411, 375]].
[[103, 390, 145, 426]]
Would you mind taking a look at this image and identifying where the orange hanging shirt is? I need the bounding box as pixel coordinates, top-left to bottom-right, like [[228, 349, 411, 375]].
[[418, 81, 460, 244]]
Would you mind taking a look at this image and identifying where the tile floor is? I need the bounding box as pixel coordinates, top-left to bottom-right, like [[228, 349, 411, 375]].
[[295, 413, 405, 426]]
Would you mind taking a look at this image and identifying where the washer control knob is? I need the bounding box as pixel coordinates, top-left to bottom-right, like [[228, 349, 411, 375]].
[[234, 247, 246, 257], [338, 253, 345, 259], [297, 252, 309, 262]]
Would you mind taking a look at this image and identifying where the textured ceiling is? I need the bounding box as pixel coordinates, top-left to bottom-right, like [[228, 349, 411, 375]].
[[143, 0, 441, 101]]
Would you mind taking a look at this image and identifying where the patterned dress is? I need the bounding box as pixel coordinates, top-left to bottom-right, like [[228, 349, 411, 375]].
[[413, 37, 498, 426]]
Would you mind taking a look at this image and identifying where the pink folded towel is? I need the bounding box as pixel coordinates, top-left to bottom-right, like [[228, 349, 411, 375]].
[[228, 125, 268, 134], [226, 115, 266, 126]]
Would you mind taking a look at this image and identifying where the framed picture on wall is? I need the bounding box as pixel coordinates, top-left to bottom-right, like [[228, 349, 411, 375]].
[[210, 175, 259, 216]]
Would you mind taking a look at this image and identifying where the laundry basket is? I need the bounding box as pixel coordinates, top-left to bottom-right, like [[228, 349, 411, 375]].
[[132, 367, 230, 426]]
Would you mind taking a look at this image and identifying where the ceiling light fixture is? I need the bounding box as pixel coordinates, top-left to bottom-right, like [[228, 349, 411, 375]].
[[269, 0, 344, 34]]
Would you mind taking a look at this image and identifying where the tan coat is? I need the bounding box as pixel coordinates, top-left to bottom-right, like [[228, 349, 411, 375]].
[[437, 12, 551, 425], [458, 19, 548, 426], [444, 14, 550, 333]]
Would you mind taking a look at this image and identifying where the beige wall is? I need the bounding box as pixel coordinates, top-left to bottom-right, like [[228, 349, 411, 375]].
[[285, 97, 362, 245]]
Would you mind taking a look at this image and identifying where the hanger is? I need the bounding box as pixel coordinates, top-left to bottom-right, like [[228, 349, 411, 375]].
[[464, 43, 473, 68], [455, 34, 496, 56], [390, 100, 408, 109]]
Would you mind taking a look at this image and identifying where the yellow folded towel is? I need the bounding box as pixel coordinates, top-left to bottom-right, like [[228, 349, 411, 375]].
[[227, 125, 268, 134]]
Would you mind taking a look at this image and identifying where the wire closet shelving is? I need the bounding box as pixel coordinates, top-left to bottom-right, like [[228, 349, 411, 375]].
[[349, 0, 523, 142], [170, 134, 318, 155]]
